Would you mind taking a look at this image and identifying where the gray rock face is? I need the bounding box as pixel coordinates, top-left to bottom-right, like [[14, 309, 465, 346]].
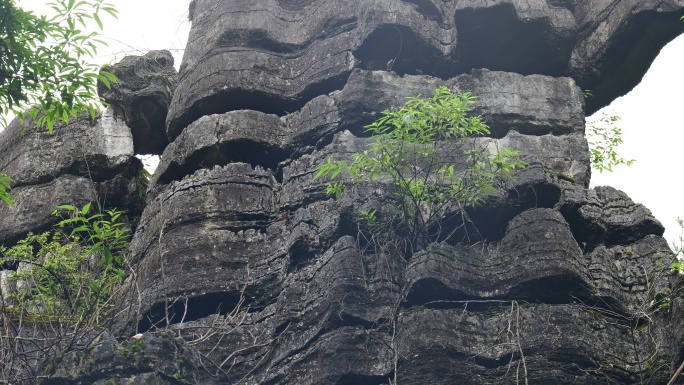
[[0, 176, 98, 246], [557, 184, 665, 250], [3, 0, 683, 384], [153, 69, 587, 192], [100, 1, 682, 383], [49, 332, 200, 385], [99, 50, 178, 155], [0, 111, 144, 246], [166, 0, 684, 135], [0, 110, 134, 187]]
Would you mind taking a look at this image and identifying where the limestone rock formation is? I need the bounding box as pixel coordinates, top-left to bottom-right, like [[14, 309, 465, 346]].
[[2, 0, 684, 384], [167, 0, 684, 137], [0, 110, 144, 247], [48, 332, 200, 385], [99, 50, 178, 155]]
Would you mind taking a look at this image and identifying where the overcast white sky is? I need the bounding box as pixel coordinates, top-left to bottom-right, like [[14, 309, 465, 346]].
[[14, 1, 684, 244], [591, 34, 684, 244], [16, 0, 192, 70]]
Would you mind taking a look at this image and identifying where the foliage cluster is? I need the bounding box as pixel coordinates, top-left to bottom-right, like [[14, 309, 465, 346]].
[[315, 87, 525, 251], [586, 112, 635, 173], [0, 0, 118, 207], [670, 217, 684, 274], [0, 0, 118, 131], [0, 203, 129, 323], [0, 202, 131, 382]]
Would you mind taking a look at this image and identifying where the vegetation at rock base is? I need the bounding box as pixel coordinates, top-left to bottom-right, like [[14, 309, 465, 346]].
[[0, 203, 129, 322], [0, 0, 118, 206], [315, 86, 525, 252], [0, 203, 131, 381]]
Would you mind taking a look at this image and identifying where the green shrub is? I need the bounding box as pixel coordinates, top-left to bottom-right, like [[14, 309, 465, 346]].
[[0, 202, 129, 323], [315, 87, 525, 251], [586, 112, 635, 173]]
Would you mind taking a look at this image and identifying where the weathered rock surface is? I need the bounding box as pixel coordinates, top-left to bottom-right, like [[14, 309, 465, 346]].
[[99, 50, 178, 155], [119, 68, 675, 382], [116, 184, 676, 384], [167, 0, 684, 135], [49, 332, 200, 385], [0, 176, 98, 246], [102, 0, 682, 377], [3, 0, 684, 384], [153, 69, 587, 192], [557, 184, 665, 250], [0, 110, 134, 187], [396, 303, 670, 384], [0, 111, 144, 246]]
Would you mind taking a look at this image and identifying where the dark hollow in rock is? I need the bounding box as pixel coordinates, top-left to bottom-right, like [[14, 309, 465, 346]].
[[98, 50, 178, 155], [454, 3, 575, 77], [353, 25, 458, 78]]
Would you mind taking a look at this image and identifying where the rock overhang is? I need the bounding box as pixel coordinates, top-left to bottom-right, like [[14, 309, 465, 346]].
[[167, 0, 684, 138]]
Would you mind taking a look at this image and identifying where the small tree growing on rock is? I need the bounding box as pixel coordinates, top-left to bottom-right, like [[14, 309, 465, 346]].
[[315, 86, 525, 254]]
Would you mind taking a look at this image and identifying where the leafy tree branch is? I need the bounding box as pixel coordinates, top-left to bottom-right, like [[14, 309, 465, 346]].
[[586, 112, 635, 173], [315, 87, 525, 252], [0, 0, 118, 206], [0, 0, 118, 131]]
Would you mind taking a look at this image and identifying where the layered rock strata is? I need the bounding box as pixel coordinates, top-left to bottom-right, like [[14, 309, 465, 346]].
[[98, 49, 178, 155], [168, 0, 684, 136], [2, 0, 683, 384], [108, 0, 683, 379], [0, 110, 144, 247]]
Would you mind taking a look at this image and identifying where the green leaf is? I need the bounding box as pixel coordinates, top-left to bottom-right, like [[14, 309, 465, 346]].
[[81, 202, 92, 215], [92, 12, 103, 30], [99, 70, 118, 83], [97, 73, 111, 89], [0, 173, 14, 206], [102, 6, 118, 18]]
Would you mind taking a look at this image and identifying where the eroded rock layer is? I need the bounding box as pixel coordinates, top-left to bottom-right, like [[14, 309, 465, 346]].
[[0, 111, 145, 246], [167, 0, 684, 137], [107, 0, 683, 383], [99, 50, 178, 155], [2, 0, 683, 384]]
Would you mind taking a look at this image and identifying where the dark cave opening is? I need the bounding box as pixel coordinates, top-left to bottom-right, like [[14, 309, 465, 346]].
[[137, 291, 242, 332], [454, 3, 573, 77], [353, 25, 459, 79]]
